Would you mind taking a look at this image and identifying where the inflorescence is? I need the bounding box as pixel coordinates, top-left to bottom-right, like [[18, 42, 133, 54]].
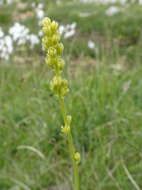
[[41, 17, 81, 166]]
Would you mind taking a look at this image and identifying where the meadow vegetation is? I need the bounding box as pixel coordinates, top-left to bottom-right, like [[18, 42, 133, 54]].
[[0, 0, 142, 190]]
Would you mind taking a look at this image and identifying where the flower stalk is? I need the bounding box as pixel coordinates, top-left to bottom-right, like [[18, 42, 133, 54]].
[[41, 17, 80, 190]]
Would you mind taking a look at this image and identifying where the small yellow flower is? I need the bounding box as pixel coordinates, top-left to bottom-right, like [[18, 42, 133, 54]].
[[74, 152, 81, 164], [50, 76, 69, 97], [57, 58, 65, 70], [55, 43, 64, 56], [61, 125, 70, 134], [48, 47, 57, 57], [42, 17, 51, 26], [51, 34, 60, 45], [42, 26, 52, 36], [50, 21, 59, 32]]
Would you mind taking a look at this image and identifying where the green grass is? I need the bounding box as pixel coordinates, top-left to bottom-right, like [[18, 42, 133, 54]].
[[0, 1, 142, 189], [0, 51, 142, 189]]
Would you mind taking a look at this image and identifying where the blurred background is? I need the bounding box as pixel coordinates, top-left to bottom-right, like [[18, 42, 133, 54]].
[[0, 0, 142, 190]]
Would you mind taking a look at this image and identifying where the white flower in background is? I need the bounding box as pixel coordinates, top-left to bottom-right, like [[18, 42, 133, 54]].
[[36, 9, 44, 20], [38, 30, 43, 37], [59, 22, 77, 39], [9, 23, 40, 47], [88, 40, 96, 49], [59, 25, 66, 35], [9, 23, 30, 45], [0, 22, 40, 60], [31, 3, 45, 25], [4, 36, 13, 53], [0, 35, 13, 60], [64, 30, 76, 39], [31, 2, 36, 7], [69, 23, 77, 30], [0, 28, 11, 60], [56, 0, 61, 5], [6, 0, 12, 4], [27, 34, 40, 48], [106, 6, 120, 16], [35, 3, 45, 23], [37, 3, 44, 9], [0, 5, 43, 60], [0, 28, 4, 38]]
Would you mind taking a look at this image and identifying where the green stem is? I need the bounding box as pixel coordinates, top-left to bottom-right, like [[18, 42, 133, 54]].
[[59, 97, 80, 190], [68, 133, 80, 190]]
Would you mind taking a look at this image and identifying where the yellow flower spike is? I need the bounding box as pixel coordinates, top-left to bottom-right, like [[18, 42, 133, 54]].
[[61, 125, 70, 134], [41, 17, 80, 190], [42, 17, 64, 73], [74, 152, 81, 164]]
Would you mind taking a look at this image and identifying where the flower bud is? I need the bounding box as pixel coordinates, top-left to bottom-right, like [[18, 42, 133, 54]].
[[51, 21, 58, 32], [56, 43, 64, 55], [42, 17, 51, 26], [74, 152, 81, 164], [50, 76, 69, 97], [57, 58, 65, 71], [42, 26, 52, 36], [42, 37, 50, 50], [48, 47, 57, 57], [52, 35, 60, 45], [61, 125, 70, 134], [46, 56, 58, 69]]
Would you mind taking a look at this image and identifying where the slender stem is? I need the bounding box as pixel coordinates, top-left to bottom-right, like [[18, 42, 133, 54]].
[[68, 133, 80, 190], [59, 97, 67, 123], [59, 97, 80, 190]]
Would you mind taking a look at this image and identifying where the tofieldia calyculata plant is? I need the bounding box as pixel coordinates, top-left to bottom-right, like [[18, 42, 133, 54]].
[[41, 17, 80, 190]]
